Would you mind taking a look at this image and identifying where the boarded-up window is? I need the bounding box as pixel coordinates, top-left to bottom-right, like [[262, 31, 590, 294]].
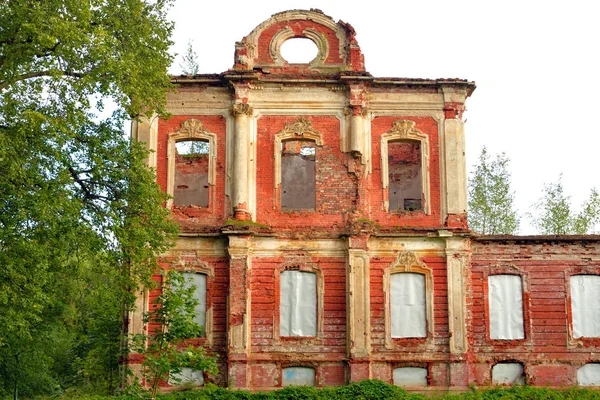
[[280, 270, 317, 336], [182, 272, 207, 329], [390, 272, 426, 338], [388, 140, 422, 211], [577, 363, 600, 386], [174, 140, 210, 207], [570, 275, 600, 338], [393, 367, 428, 386], [488, 275, 525, 340], [168, 367, 204, 386], [492, 363, 525, 385], [282, 367, 315, 386], [281, 140, 316, 210]]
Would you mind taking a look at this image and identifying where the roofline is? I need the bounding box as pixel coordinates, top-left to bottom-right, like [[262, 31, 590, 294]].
[[474, 234, 600, 243]]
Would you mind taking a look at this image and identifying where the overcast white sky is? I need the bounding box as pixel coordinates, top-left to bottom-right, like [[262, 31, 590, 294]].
[[167, 0, 600, 234]]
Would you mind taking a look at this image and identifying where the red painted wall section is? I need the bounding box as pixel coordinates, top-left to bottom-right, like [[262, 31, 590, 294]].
[[255, 116, 356, 231], [369, 116, 442, 228], [250, 256, 347, 357], [469, 240, 600, 386], [157, 115, 228, 232]]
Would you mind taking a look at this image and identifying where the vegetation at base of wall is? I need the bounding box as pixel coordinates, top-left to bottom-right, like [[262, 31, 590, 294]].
[[28, 380, 600, 400]]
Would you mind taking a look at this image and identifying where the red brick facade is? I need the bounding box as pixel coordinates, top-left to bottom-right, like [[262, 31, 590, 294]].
[[130, 9, 600, 391]]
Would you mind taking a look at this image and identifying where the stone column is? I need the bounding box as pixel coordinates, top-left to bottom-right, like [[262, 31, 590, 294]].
[[445, 236, 470, 387], [227, 235, 252, 388], [347, 235, 371, 381], [231, 104, 253, 221], [130, 114, 158, 169], [442, 87, 468, 228]]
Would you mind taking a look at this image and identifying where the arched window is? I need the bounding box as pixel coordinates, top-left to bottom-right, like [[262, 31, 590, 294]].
[[577, 363, 600, 386], [390, 272, 426, 338], [280, 140, 316, 210], [181, 271, 207, 329], [492, 362, 525, 385]]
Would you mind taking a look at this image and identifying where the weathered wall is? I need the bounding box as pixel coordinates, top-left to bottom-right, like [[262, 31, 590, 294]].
[[470, 238, 600, 386]]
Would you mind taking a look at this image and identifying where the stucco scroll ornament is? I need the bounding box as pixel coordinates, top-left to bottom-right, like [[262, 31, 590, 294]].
[[391, 250, 427, 272], [179, 118, 209, 138], [388, 120, 420, 139], [283, 118, 316, 137]]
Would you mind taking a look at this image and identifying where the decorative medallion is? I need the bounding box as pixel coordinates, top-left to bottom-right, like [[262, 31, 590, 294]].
[[179, 119, 209, 138], [392, 250, 426, 272], [388, 120, 419, 139], [283, 118, 314, 137]]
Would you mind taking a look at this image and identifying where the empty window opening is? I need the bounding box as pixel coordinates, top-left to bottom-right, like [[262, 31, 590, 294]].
[[281, 140, 316, 210], [280, 270, 317, 337], [388, 140, 422, 211], [492, 363, 525, 385], [280, 38, 319, 64], [570, 275, 600, 338], [282, 367, 316, 386], [390, 272, 426, 338], [577, 363, 600, 386], [174, 140, 210, 207], [168, 367, 204, 387], [488, 275, 525, 340], [393, 367, 428, 387]]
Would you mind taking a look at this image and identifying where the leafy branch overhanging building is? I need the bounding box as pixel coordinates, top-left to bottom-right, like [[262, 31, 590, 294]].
[[130, 9, 600, 390]]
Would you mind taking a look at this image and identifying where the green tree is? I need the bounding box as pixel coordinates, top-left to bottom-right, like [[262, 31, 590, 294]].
[[0, 0, 178, 396], [179, 40, 199, 75], [468, 147, 520, 235], [533, 175, 600, 235], [131, 270, 217, 399]]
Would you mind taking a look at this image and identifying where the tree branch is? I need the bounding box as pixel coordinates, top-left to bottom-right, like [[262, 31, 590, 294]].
[[0, 70, 83, 90]]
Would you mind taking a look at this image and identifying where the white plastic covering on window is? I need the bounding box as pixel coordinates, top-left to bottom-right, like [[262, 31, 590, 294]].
[[492, 363, 525, 385], [282, 366, 316, 386], [488, 275, 524, 340], [168, 367, 204, 386], [393, 367, 428, 386], [570, 275, 600, 338], [182, 272, 207, 327], [280, 271, 317, 336], [390, 273, 426, 338], [577, 363, 600, 386]]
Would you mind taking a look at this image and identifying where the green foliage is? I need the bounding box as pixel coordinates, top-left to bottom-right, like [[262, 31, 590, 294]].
[[0, 0, 177, 396], [41, 380, 600, 400], [468, 147, 520, 235], [532, 175, 600, 234], [179, 40, 200, 75], [131, 271, 218, 399]]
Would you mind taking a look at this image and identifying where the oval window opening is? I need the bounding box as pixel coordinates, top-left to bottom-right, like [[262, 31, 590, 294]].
[[280, 38, 318, 64]]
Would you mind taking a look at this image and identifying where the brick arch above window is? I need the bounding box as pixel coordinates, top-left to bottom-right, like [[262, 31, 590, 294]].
[[380, 120, 430, 214], [383, 251, 434, 349], [166, 119, 217, 208]]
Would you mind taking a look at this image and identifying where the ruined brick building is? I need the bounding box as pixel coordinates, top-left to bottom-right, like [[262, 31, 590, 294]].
[[130, 9, 600, 391]]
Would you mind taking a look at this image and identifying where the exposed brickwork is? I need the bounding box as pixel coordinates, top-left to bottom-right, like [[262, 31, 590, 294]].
[[131, 8, 600, 393]]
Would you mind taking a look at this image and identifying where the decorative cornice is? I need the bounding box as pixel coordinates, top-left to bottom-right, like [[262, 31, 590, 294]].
[[178, 118, 209, 137], [231, 103, 254, 116]]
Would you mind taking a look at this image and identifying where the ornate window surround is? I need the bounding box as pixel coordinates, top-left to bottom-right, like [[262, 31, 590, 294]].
[[383, 251, 434, 349], [380, 120, 430, 214], [273, 118, 323, 206], [166, 119, 217, 209], [170, 259, 215, 346]]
